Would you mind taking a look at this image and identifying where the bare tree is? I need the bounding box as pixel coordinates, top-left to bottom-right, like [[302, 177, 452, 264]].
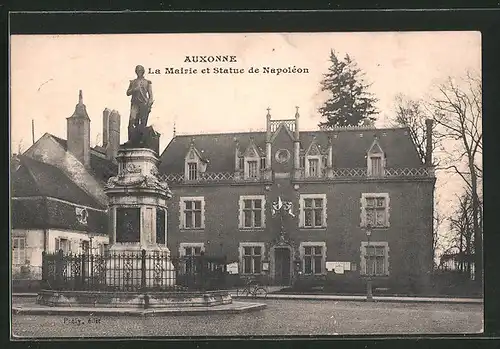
[[392, 94, 439, 165], [431, 70, 482, 286], [432, 199, 446, 269], [392, 95, 444, 267], [448, 191, 475, 278]]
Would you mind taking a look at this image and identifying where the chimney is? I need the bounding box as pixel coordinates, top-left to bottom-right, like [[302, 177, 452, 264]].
[[234, 139, 240, 171], [293, 107, 300, 171], [265, 108, 272, 169], [326, 136, 334, 178], [67, 90, 91, 169], [294, 106, 300, 141], [107, 110, 121, 162], [102, 108, 110, 148], [266, 108, 272, 142], [425, 119, 433, 166]]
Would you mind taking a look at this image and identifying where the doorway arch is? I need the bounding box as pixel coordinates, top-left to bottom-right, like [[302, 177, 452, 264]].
[[270, 243, 295, 286]]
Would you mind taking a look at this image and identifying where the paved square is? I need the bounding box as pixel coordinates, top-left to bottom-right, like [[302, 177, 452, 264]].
[[12, 298, 483, 337]]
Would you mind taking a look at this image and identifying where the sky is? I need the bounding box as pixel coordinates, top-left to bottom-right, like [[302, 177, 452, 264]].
[[10, 32, 481, 252]]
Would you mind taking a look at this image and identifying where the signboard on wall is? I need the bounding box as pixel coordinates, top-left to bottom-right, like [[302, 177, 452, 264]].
[[326, 261, 351, 274], [334, 263, 345, 274], [227, 262, 239, 274]]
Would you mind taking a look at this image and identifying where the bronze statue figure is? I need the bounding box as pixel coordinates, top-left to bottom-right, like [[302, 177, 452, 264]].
[[127, 65, 154, 143]]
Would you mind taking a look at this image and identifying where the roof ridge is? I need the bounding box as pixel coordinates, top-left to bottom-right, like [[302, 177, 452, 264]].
[[17, 155, 105, 209], [48, 133, 66, 142], [175, 131, 264, 137], [17, 156, 43, 196], [175, 126, 408, 138], [317, 126, 408, 132]]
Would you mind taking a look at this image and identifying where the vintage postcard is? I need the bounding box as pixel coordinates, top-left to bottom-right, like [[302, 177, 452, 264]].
[[10, 31, 483, 338]]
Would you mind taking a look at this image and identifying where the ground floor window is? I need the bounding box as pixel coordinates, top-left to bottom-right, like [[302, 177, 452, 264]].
[[179, 243, 205, 273], [361, 242, 389, 276], [183, 246, 203, 256], [81, 240, 90, 253], [55, 238, 71, 254], [99, 243, 108, 255], [300, 242, 326, 275], [239, 243, 264, 274], [12, 237, 26, 265]]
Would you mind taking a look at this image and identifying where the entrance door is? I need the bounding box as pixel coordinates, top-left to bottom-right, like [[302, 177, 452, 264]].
[[274, 248, 291, 285]]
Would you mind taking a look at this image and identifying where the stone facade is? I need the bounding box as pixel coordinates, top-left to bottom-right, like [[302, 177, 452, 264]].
[[160, 111, 436, 292]]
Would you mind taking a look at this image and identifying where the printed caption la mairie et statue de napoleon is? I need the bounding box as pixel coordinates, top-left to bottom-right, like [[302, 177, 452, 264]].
[[148, 55, 310, 76]]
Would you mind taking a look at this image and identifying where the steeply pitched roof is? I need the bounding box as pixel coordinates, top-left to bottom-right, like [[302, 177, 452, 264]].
[[11, 196, 108, 234], [49, 134, 117, 183], [159, 132, 267, 174], [89, 154, 118, 183], [159, 127, 423, 174], [51, 134, 68, 148], [12, 155, 106, 209]]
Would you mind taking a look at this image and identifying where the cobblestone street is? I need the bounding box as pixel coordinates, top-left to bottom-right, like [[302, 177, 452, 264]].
[[12, 298, 482, 338]]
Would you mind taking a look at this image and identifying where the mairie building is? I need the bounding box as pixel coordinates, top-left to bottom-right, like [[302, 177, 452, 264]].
[[11, 91, 436, 293], [159, 109, 436, 292]]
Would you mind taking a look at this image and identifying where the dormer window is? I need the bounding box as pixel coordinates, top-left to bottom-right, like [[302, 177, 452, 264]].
[[185, 143, 207, 181], [370, 156, 383, 176], [304, 141, 323, 178], [308, 158, 320, 177], [248, 160, 259, 178], [242, 139, 262, 180], [367, 138, 385, 177], [187, 162, 198, 180]]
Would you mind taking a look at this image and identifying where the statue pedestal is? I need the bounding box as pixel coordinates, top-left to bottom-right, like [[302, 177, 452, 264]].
[[105, 147, 175, 288]]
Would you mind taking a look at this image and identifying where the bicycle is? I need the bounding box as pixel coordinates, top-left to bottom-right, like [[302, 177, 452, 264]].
[[236, 277, 268, 298]]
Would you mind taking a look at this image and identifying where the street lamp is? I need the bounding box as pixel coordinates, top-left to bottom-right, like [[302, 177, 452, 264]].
[[365, 224, 373, 302]]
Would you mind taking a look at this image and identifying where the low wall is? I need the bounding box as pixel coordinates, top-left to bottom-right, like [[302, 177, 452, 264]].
[[12, 279, 42, 293], [36, 290, 232, 309]]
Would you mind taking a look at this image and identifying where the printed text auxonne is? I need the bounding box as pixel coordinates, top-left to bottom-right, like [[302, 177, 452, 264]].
[[184, 55, 237, 63]]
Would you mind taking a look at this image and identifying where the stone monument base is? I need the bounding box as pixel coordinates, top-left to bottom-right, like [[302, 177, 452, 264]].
[[106, 243, 176, 288], [36, 289, 232, 309]]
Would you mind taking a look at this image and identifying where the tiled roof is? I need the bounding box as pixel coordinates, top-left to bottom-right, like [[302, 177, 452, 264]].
[[49, 134, 117, 183], [159, 132, 267, 174], [11, 197, 108, 234], [158, 127, 423, 174], [12, 155, 106, 210], [89, 154, 118, 183], [51, 134, 68, 148]]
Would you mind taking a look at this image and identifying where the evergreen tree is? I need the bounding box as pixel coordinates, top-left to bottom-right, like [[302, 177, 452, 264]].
[[318, 50, 379, 128]]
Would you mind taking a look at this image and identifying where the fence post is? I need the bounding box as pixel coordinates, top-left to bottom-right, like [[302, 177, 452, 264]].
[[90, 254, 94, 290], [81, 252, 86, 290], [41, 251, 48, 289], [55, 249, 64, 290], [141, 249, 147, 291]]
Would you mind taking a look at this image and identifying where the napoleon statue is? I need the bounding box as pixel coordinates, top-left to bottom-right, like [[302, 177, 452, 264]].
[[126, 65, 154, 144]]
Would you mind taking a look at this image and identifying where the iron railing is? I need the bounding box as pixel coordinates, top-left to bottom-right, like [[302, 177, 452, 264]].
[[296, 167, 431, 180], [163, 167, 432, 184], [41, 250, 227, 292]]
